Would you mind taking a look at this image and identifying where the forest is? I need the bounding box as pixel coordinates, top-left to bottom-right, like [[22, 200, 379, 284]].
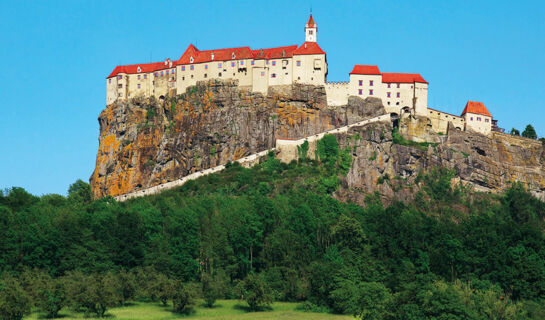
[[2, 134, 545, 319]]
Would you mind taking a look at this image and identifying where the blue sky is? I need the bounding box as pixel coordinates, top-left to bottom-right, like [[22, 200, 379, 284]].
[[1, 0, 544, 195]]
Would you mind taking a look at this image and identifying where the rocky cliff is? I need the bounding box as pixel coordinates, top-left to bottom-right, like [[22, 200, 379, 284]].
[[90, 80, 385, 198], [334, 118, 545, 204]]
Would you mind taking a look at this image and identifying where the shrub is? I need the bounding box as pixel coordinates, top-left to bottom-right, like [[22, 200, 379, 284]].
[[236, 273, 273, 311], [0, 276, 31, 320]]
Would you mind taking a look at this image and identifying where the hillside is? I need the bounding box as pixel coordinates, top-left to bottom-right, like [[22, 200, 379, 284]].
[[91, 81, 545, 202], [3, 141, 545, 319]]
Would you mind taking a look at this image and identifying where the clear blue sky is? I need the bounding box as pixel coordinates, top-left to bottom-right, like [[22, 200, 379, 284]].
[[1, 0, 544, 196]]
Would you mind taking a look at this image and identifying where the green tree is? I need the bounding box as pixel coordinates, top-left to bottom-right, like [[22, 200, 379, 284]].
[[510, 128, 520, 136], [36, 274, 66, 318], [116, 270, 136, 305], [236, 273, 273, 311], [202, 273, 224, 308], [171, 281, 196, 314], [64, 271, 121, 317], [0, 276, 31, 320], [522, 124, 537, 139], [67, 179, 92, 204]]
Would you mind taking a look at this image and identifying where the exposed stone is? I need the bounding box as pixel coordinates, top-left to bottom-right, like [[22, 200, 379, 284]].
[[334, 119, 545, 205], [90, 80, 385, 198]]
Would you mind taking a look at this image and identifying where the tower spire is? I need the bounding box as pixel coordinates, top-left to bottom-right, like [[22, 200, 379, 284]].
[[305, 13, 317, 42]]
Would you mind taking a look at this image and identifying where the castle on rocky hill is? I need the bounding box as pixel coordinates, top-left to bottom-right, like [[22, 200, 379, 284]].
[[106, 14, 499, 136]]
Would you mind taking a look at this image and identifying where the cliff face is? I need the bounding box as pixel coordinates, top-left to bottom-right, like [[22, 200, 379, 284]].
[[90, 81, 385, 198], [334, 118, 545, 204]]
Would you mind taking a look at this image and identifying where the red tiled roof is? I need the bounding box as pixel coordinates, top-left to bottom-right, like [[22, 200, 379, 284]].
[[293, 42, 326, 55], [252, 45, 298, 59], [177, 44, 253, 65], [461, 101, 492, 117], [107, 61, 173, 78], [306, 14, 316, 27], [350, 65, 381, 75], [382, 73, 428, 84]]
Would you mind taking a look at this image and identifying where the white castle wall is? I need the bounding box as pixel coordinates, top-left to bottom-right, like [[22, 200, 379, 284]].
[[325, 82, 349, 106]]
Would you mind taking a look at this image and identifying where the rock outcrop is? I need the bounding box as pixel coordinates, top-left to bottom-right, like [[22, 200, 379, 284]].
[[90, 80, 385, 198], [334, 117, 545, 204]]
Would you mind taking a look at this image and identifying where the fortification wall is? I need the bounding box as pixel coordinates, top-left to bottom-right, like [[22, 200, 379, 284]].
[[276, 114, 391, 163], [427, 108, 465, 134], [325, 82, 349, 106], [114, 149, 272, 201]]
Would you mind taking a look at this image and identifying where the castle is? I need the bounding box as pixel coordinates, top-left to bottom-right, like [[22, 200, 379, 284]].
[[106, 15, 498, 136]]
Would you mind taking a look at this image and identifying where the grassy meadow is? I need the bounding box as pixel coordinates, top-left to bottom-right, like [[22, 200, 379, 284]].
[[25, 300, 355, 320]]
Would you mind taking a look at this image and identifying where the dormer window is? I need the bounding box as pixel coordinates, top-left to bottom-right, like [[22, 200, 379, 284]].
[[211, 53, 215, 60], [232, 52, 236, 59], [190, 56, 194, 63], [137, 66, 141, 73]]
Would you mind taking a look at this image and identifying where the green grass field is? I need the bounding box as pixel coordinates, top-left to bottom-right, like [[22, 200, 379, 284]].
[[25, 300, 355, 320]]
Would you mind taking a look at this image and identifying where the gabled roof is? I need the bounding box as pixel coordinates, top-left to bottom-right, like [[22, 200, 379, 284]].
[[350, 65, 381, 75], [382, 73, 428, 84], [252, 45, 298, 59], [461, 101, 492, 117], [293, 42, 326, 55], [107, 61, 173, 78], [306, 14, 316, 27], [177, 45, 253, 65]]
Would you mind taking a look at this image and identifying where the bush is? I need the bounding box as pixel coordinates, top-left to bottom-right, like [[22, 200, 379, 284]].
[[202, 274, 224, 308], [171, 281, 196, 314], [236, 273, 273, 311], [0, 276, 31, 320]]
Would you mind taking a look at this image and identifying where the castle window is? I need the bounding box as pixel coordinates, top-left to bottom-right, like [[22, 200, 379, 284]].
[[396, 102, 400, 105], [271, 73, 276, 78], [387, 92, 391, 98], [296, 61, 301, 66], [137, 75, 141, 80], [397, 84, 400, 88], [154, 72, 158, 77], [161, 71, 164, 76], [231, 62, 235, 67], [108, 79, 111, 84], [251, 60, 255, 66], [309, 30, 313, 35], [266, 60, 269, 65], [272, 61, 276, 66], [218, 63, 222, 68], [190, 65, 194, 71], [485, 118, 489, 123], [166, 70, 169, 75], [470, 117, 473, 121], [387, 83, 391, 88], [204, 73, 207, 78], [369, 89, 374, 95], [477, 117, 482, 121], [396, 92, 400, 98], [144, 74, 147, 79], [205, 65, 208, 70], [240, 61, 244, 65], [369, 80, 374, 86], [117, 75, 122, 80], [261, 72, 265, 76], [182, 66, 186, 71], [191, 75, 193, 78], [171, 69, 175, 74], [137, 84, 141, 89], [358, 89, 362, 95], [118, 84, 122, 88], [218, 72, 222, 77], [359, 80, 363, 86], [182, 77, 185, 80]]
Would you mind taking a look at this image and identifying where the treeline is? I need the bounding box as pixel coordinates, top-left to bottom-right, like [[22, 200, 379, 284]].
[[2, 134, 545, 319]]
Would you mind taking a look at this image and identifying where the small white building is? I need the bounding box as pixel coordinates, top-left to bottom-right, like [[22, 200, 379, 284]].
[[461, 101, 492, 135], [347, 65, 429, 117]]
